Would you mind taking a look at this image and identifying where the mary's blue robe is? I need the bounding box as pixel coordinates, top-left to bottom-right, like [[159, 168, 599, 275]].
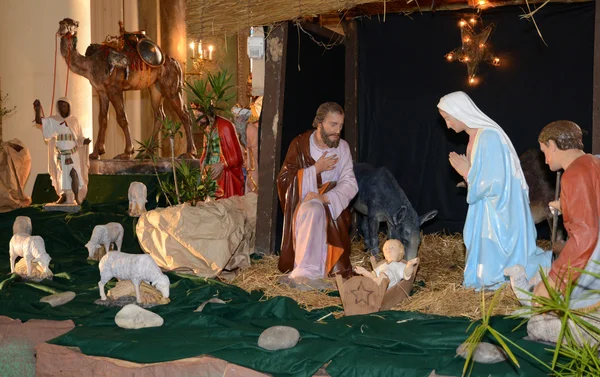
[[463, 129, 552, 289]]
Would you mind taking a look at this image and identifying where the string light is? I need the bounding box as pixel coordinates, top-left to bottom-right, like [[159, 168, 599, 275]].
[[444, 18, 501, 85]]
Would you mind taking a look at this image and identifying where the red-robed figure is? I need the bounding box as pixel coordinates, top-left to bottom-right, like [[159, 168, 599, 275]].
[[200, 115, 245, 199]]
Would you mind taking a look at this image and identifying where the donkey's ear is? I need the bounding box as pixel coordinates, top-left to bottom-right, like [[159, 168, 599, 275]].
[[392, 206, 407, 227], [74, 21, 79, 27]]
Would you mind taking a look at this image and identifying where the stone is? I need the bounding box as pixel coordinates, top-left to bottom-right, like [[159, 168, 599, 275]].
[[456, 342, 508, 364], [40, 291, 76, 307], [13, 259, 53, 282], [258, 326, 300, 351], [194, 298, 226, 312], [114, 304, 163, 329]]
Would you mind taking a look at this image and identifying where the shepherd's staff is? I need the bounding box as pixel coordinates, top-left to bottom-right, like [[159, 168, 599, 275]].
[[551, 170, 563, 259]]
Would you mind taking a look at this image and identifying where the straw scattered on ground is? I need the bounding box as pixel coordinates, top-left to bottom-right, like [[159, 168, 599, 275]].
[[230, 233, 551, 319]]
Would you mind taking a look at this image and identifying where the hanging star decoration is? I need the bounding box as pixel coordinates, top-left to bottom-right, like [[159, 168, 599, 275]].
[[351, 281, 373, 305], [445, 18, 501, 85]]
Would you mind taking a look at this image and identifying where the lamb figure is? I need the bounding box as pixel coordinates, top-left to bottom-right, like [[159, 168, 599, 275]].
[[98, 251, 170, 304], [128, 182, 148, 217], [504, 264, 549, 306], [9, 234, 52, 276], [13, 216, 32, 235], [85, 222, 124, 259]]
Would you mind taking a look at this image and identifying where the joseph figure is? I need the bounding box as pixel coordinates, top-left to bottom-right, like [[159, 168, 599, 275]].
[[277, 102, 358, 282]]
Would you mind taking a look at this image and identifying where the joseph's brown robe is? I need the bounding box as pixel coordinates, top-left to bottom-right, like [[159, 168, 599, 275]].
[[277, 130, 353, 277]]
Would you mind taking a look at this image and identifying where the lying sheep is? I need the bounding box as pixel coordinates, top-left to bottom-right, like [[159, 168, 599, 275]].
[[85, 222, 124, 259], [504, 264, 549, 306], [9, 234, 52, 276], [13, 216, 32, 235], [98, 251, 170, 304]]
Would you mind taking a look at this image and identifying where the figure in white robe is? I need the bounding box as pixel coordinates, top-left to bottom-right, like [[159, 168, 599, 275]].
[[34, 97, 89, 204]]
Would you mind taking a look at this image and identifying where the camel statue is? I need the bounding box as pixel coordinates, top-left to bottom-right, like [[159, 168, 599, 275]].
[[57, 18, 197, 159]]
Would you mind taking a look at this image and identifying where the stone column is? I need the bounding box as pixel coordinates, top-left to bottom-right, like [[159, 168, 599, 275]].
[[159, 0, 188, 157], [138, 0, 161, 143], [0, 0, 93, 196]]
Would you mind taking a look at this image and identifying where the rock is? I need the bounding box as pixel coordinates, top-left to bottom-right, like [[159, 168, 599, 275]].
[[258, 326, 300, 351], [106, 280, 169, 307], [194, 298, 226, 312], [456, 342, 507, 364], [114, 304, 163, 329], [13, 259, 53, 282], [39, 291, 76, 307]]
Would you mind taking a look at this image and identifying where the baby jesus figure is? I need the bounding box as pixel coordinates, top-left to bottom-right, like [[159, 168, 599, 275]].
[[355, 239, 419, 290]]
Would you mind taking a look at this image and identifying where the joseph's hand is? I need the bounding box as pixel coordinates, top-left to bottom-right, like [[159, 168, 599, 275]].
[[304, 191, 330, 204], [314, 151, 338, 175]]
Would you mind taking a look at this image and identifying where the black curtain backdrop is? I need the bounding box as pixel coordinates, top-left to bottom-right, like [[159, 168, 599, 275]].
[[357, 3, 594, 235], [274, 22, 345, 251]]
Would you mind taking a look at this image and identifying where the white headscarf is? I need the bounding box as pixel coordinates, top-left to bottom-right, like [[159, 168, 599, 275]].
[[437, 91, 528, 194]]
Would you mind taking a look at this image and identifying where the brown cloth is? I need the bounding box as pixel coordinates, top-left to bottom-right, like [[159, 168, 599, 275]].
[[0, 139, 32, 212], [277, 130, 352, 277]]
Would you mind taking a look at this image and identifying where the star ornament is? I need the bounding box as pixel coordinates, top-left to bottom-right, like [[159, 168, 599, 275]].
[[445, 18, 501, 85], [351, 281, 373, 305]]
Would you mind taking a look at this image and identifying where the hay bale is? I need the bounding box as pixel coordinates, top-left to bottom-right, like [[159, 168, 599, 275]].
[[230, 233, 533, 318]]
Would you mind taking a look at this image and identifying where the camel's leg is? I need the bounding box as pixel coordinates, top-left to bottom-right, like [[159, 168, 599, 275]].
[[162, 85, 197, 159], [149, 84, 166, 152], [107, 89, 134, 159], [158, 58, 197, 158], [91, 92, 110, 159]]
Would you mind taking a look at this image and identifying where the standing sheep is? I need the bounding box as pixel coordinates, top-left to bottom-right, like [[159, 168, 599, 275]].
[[9, 234, 52, 276], [128, 182, 147, 217], [98, 251, 170, 304], [13, 216, 32, 235], [85, 222, 124, 259]]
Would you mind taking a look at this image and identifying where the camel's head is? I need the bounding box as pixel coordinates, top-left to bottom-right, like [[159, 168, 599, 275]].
[[58, 18, 79, 37]]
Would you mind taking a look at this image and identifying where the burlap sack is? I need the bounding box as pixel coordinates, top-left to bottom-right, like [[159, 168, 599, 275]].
[[136, 193, 257, 278], [0, 139, 31, 212]]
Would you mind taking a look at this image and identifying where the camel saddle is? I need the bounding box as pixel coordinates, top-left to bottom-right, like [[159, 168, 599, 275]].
[[101, 21, 165, 68]]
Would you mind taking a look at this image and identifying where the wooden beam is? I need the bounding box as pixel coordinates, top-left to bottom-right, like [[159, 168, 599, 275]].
[[299, 21, 344, 42], [343, 19, 359, 161], [255, 23, 288, 255], [319, 0, 593, 27], [593, 0, 600, 153]]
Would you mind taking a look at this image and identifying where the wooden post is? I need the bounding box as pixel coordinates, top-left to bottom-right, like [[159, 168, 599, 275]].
[[593, 0, 600, 154], [237, 29, 251, 108], [343, 19, 359, 161], [255, 23, 288, 255]]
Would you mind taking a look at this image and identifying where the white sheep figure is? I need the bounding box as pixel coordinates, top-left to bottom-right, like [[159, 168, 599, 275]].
[[85, 222, 124, 259], [13, 216, 32, 235], [504, 264, 548, 306], [128, 182, 148, 217], [9, 234, 52, 276], [98, 251, 170, 304]]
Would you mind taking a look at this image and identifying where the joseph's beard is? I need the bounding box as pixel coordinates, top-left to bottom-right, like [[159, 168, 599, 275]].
[[321, 128, 340, 148]]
